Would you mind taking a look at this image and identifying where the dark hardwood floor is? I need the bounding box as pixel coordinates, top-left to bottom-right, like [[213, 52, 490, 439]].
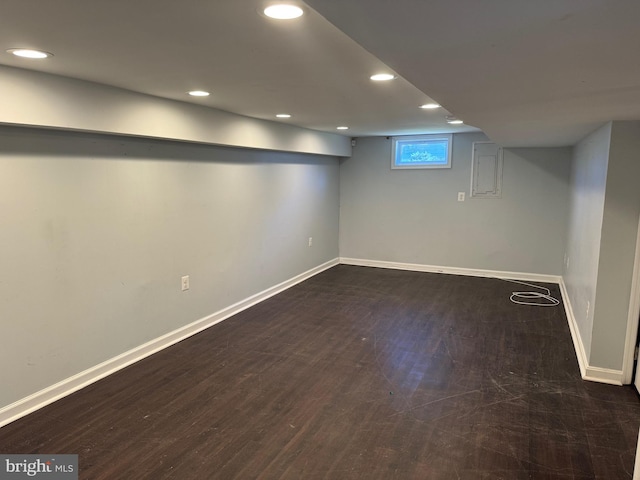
[[1, 265, 639, 479]]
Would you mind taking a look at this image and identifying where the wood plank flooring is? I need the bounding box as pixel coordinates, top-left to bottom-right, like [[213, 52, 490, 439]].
[[1, 265, 639, 479]]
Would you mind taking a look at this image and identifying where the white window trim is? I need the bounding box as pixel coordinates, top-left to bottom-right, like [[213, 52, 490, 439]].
[[391, 134, 453, 170]]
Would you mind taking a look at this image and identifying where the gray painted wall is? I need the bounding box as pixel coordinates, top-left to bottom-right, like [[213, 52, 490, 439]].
[[339, 133, 571, 275], [591, 121, 640, 370], [0, 125, 340, 408], [564, 121, 640, 372], [563, 122, 611, 361]]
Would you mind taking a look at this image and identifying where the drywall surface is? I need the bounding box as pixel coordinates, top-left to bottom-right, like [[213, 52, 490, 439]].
[[590, 121, 640, 369], [0, 125, 340, 408], [564, 120, 640, 372], [563, 122, 611, 361], [339, 133, 571, 275], [0, 65, 351, 157]]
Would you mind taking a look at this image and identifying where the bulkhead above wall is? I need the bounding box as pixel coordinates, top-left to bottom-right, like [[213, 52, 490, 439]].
[[0, 65, 352, 158]]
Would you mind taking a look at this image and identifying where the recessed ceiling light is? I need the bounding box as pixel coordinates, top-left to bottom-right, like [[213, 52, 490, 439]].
[[420, 103, 440, 109], [7, 48, 52, 59], [276, 114, 292, 118], [188, 90, 210, 97], [447, 118, 464, 125], [264, 4, 304, 19], [336, 126, 349, 130], [370, 73, 395, 81]]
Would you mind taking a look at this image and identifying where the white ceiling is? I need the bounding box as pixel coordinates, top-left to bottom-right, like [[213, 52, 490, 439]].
[[1, 0, 638, 147], [306, 0, 640, 147]]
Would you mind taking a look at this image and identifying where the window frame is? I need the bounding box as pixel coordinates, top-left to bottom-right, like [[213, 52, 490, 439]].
[[391, 134, 453, 170]]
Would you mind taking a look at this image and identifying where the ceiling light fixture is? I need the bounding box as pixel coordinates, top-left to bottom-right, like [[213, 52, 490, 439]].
[[7, 48, 52, 59], [264, 4, 304, 19], [420, 103, 440, 109], [188, 90, 210, 97], [336, 126, 349, 130], [370, 73, 395, 81], [276, 114, 292, 118], [446, 116, 464, 125]]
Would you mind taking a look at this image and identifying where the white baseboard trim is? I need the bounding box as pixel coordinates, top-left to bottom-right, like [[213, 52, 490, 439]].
[[583, 366, 624, 385], [558, 278, 623, 386], [558, 278, 588, 379], [339, 257, 562, 284], [0, 258, 339, 429]]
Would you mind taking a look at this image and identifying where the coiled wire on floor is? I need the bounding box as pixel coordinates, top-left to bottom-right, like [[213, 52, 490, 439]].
[[500, 279, 560, 307]]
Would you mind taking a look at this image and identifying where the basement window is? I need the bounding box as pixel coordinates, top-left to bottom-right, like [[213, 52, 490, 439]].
[[391, 134, 452, 169]]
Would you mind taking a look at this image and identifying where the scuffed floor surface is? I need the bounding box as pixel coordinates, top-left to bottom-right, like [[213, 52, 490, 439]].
[[1, 265, 639, 479]]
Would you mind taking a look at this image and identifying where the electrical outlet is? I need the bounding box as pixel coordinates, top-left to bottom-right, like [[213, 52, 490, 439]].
[[458, 192, 465, 202], [308, 237, 313, 247], [181, 275, 190, 291]]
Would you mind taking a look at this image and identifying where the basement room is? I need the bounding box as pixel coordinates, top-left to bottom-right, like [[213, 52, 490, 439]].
[[1, 1, 640, 478]]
